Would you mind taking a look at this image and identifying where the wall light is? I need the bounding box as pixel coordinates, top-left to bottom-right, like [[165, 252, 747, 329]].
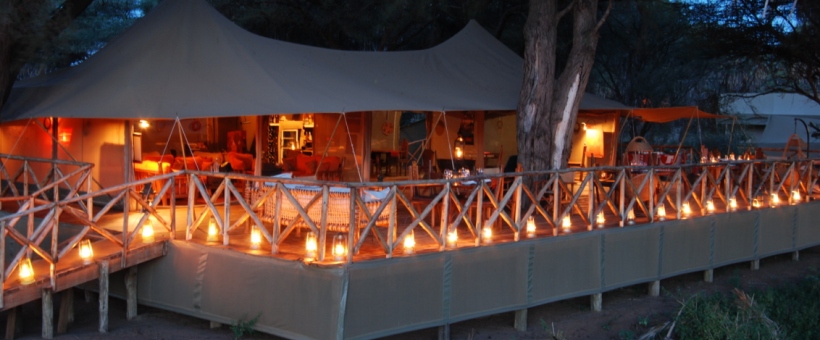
[[138, 120, 150, 129]]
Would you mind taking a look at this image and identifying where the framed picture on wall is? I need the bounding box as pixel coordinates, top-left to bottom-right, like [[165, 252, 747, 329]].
[[133, 132, 143, 162]]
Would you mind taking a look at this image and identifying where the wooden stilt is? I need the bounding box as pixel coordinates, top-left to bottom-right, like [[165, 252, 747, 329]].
[[590, 293, 602, 312], [437, 324, 450, 340], [42, 289, 53, 339], [5, 306, 20, 340], [57, 288, 74, 334], [513, 308, 528, 331], [704, 269, 714, 283], [126, 266, 138, 320], [792, 250, 800, 261], [99, 261, 109, 333], [648, 280, 660, 297], [85, 289, 92, 303], [751, 259, 760, 270], [209, 321, 222, 329]]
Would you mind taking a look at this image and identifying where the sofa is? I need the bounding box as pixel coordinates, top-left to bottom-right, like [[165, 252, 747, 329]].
[[281, 153, 344, 180], [134, 152, 218, 205]]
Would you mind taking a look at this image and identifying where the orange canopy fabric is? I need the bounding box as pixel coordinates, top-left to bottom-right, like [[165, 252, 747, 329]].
[[628, 107, 729, 123]]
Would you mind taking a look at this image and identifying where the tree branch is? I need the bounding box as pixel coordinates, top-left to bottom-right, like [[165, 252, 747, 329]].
[[556, 0, 575, 21], [595, 0, 613, 33]]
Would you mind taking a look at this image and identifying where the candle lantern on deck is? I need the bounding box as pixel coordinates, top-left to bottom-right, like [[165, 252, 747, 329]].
[[729, 197, 738, 211], [332, 233, 347, 261], [142, 219, 155, 243], [706, 200, 716, 215], [207, 217, 219, 242], [482, 226, 493, 244], [752, 197, 762, 209], [305, 231, 318, 260], [447, 228, 459, 248], [656, 203, 666, 221], [791, 190, 801, 205], [596, 211, 606, 227], [682, 202, 692, 219], [626, 208, 635, 225], [18, 257, 35, 285], [526, 216, 537, 238], [454, 135, 465, 160], [403, 230, 415, 255], [770, 194, 780, 208], [79, 239, 94, 264], [250, 225, 262, 250], [562, 215, 572, 232]]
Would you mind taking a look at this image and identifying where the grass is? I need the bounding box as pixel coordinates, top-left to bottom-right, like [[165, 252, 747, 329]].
[[674, 274, 820, 339], [230, 313, 261, 339]]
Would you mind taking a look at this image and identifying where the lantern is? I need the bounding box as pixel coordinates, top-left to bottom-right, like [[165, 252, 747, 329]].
[[79, 239, 94, 264], [791, 190, 801, 205], [482, 226, 493, 244], [250, 226, 262, 250], [454, 136, 465, 159], [682, 202, 692, 218], [562, 215, 572, 231], [729, 197, 738, 211], [138, 119, 150, 129], [706, 200, 715, 215], [207, 217, 219, 242], [770, 194, 780, 208], [596, 211, 605, 226], [19, 258, 35, 285], [305, 231, 318, 260], [447, 229, 459, 248], [657, 203, 666, 221], [526, 216, 537, 238], [58, 128, 73, 144], [403, 230, 415, 255], [142, 220, 155, 243], [626, 209, 635, 225], [332, 234, 347, 261], [752, 198, 762, 209]]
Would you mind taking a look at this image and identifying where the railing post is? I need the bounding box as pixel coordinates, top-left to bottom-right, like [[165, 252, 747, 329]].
[[587, 171, 594, 230], [223, 178, 230, 246], [619, 169, 625, 227], [747, 163, 753, 210], [440, 183, 450, 251], [553, 173, 560, 234], [513, 174, 522, 240], [649, 169, 655, 223], [676, 169, 682, 220], [274, 184, 283, 256]]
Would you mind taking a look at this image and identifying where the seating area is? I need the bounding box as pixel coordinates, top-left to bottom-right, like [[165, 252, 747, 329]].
[[280, 152, 345, 180]]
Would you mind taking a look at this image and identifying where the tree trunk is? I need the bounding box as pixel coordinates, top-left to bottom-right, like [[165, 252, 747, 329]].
[[517, 0, 607, 171]]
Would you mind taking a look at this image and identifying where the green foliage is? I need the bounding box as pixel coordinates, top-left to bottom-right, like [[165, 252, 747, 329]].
[[637, 315, 650, 327], [230, 313, 260, 340], [675, 275, 820, 339], [618, 329, 636, 340]]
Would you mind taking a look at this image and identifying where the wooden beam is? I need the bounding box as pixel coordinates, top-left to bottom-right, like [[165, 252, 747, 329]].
[[513, 309, 527, 331], [125, 266, 137, 320], [57, 288, 73, 334], [5, 306, 20, 340], [42, 289, 54, 339], [98, 261, 109, 333]]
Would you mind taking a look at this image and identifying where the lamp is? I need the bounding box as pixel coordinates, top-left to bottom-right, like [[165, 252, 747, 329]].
[[791, 190, 801, 205], [58, 127, 73, 144], [454, 136, 465, 159], [657, 203, 666, 221], [482, 226, 493, 244], [626, 208, 635, 225], [729, 197, 738, 211], [305, 231, 318, 260], [752, 198, 762, 209], [596, 211, 606, 226], [19, 258, 35, 285], [207, 217, 219, 242], [562, 215, 572, 232], [770, 194, 780, 208], [79, 239, 94, 264], [403, 230, 415, 255], [447, 228, 459, 248], [138, 120, 150, 129], [142, 219, 155, 243], [250, 225, 262, 250], [526, 216, 537, 238], [706, 200, 715, 215], [682, 202, 692, 219], [332, 234, 347, 261]]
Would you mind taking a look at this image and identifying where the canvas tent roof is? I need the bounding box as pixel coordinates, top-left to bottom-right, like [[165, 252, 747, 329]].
[[754, 115, 819, 149], [723, 93, 820, 117]]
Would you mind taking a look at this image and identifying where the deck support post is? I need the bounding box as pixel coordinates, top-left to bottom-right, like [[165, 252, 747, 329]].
[[590, 293, 602, 312], [648, 280, 660, 297], [704, 269, 714, 282], [751, 259, 760, 270], [437, 324, 450, 340], [5, 306, 21, 340], [126, 266, 138, 320], [514, 309, 528, 331], [210, 321, 222, 329], [42, 289, 53, 339], [57, 288, 74, 334], [99, 261, 109, 333], [792, 251, 799, 261]]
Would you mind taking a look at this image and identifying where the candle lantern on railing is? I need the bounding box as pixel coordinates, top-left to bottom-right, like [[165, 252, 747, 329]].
[[682, 202, 692, 219], [706, 200, 716, 215], [305, 231, 318, 260], [482, 226, 493, 244], [562, 215, 572, 231], [526, 216, 536, 238], [403, 230, 415, 255], [250, 225, 262, 250], [454, 135, 465, 160], [626, 208, 635, 225], [207, 217, 219, 242], [142, 219, 155, 243], [729, 197, 738, 211], [791, 190, 801, 205], [596, 211, 605, 227], [332, 233, 347, 261], [447, 228, 459, 248], [657, 203, 666, 221], [752, 197, 762, 209], [19, 258, 35, 285], [770, 194, 780, 208], [79, 239, 94, 264]]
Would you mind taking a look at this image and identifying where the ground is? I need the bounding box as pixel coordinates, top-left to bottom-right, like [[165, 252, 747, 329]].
[[3, 247, 819, 340]]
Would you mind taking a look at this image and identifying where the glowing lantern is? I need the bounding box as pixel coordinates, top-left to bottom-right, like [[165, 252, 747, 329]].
[[58, 128, 72, 143], [752, 198, 762, 209], [791, 190, 801, 205], [250, 226, 262, 250], [454, 136, 465, 159], [596, 211, 605, 226], [657, 204, 666, 221], [682, 202, 692, 218], [729, 197, 738, 211], [332, 234, 347, 261], [562, 215, 572, 231], [19, 258, 35, 285], [207, 217, 219, 242], [526, 216, 537, 238], [482, 226, 493, 244], [706, 200, 715, 214], [770, 194, 780, 208], [79, 239, 94, 264], [142, 220, 155, 243], [627, 209, 635, 225], [138, 120, 150, 129], [305, 231, 318, 260], [403, 231, 415, 255], [447, 229, 459, 248]]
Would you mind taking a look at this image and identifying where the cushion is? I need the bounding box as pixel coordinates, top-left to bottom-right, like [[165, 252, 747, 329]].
[[228, 153, 247, 171], [305, 160, 318, 175], [282, 158, 297, 171], [296, 153, 314, 173]]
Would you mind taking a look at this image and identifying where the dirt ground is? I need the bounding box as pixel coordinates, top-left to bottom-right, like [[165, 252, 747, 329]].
[[3, 246, 820, 340]]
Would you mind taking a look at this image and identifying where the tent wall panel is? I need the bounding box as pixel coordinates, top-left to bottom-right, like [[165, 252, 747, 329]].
[[713, 211, 757, 266], [531, 234, 601, 303], [758, 206, 796, 256], [603, 226, 660, 289], [448, 245, 529, 319], [344, 256, 445, 339], [660, 219, 711, 277], [796, 203, 820, 248]]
